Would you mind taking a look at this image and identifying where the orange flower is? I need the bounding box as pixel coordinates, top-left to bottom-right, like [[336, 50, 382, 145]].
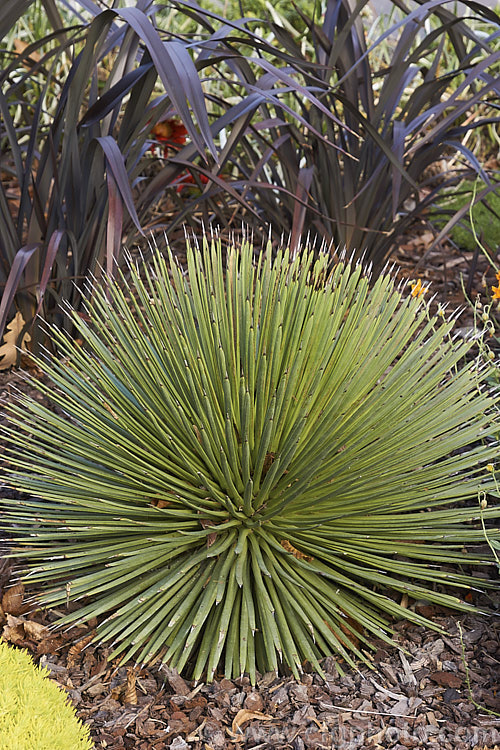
[[410, 279, 427, 298], [492, 284, 500, 300], [150, 119, 187, 157], [174, 172, 209, 193], [174, 171, 228, 193]]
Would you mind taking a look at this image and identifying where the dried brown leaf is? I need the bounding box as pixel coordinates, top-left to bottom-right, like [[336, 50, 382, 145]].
[[102, 402, 119, 419], [150, 498, 171, 509], [280, 539, 313, 562], [67, 634, 94, 668], [1, 582, 25, 614], [199, 518, 217, 548], [36, 635, 65, 655], [22, 619, 47, 641], [2, 613, 47, 644], [0, 313, 31, 370], [14, 38, 41, 68], [231, 709, 273, 735], [367, 726, 386, 745], [125, 666, 138, 705], [262, 451, 276, 477], [2, 614, 27, 644], [110, 683, 126, 701]]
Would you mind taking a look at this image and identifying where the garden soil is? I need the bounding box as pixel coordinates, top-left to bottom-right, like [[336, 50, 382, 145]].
[[1, 231, 499, 750]]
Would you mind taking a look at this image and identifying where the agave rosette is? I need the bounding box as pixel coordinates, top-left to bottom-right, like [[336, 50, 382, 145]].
[[2, 239, 499, 681]]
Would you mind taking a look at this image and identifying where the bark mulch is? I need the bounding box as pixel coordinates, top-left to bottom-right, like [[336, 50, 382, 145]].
[[1, 238, 499, 749], [0, 559, 499, 750]]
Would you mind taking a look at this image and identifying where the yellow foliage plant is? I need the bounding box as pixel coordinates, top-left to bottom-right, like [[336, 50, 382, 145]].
[[0, 640, 93, 750]]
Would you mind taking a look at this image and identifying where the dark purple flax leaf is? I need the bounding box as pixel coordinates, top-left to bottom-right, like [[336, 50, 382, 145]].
[[117, 6, 217, 161], [0, 245, 40, 341], [96, 136, 144, 236], [0, 0, 34, 40], [79, 65, 155, 128], [290, 168, 314, 259], [106, 171, 124, 280], [58, 0, 111, 21], [34, 231, 68, 320], [40, 0, 66, 33]]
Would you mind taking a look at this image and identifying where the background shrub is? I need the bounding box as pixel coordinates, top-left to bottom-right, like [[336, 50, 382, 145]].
[[433, 178, 500, 253]]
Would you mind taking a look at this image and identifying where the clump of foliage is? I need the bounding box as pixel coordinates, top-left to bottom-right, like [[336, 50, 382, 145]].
[[2, 238, 500, 682], [0, 640, 93, 749], [434, 178, 500, 253], [225, 0, 500, 264], [0, 0, 217, 349]]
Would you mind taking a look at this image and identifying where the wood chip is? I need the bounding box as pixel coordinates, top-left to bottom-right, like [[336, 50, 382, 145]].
[[428, 671, 462, 688], [162, 666, 190, 696]]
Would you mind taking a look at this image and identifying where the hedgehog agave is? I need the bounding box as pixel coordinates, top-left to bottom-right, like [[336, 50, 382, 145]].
[[2, 238, 499, 682]]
